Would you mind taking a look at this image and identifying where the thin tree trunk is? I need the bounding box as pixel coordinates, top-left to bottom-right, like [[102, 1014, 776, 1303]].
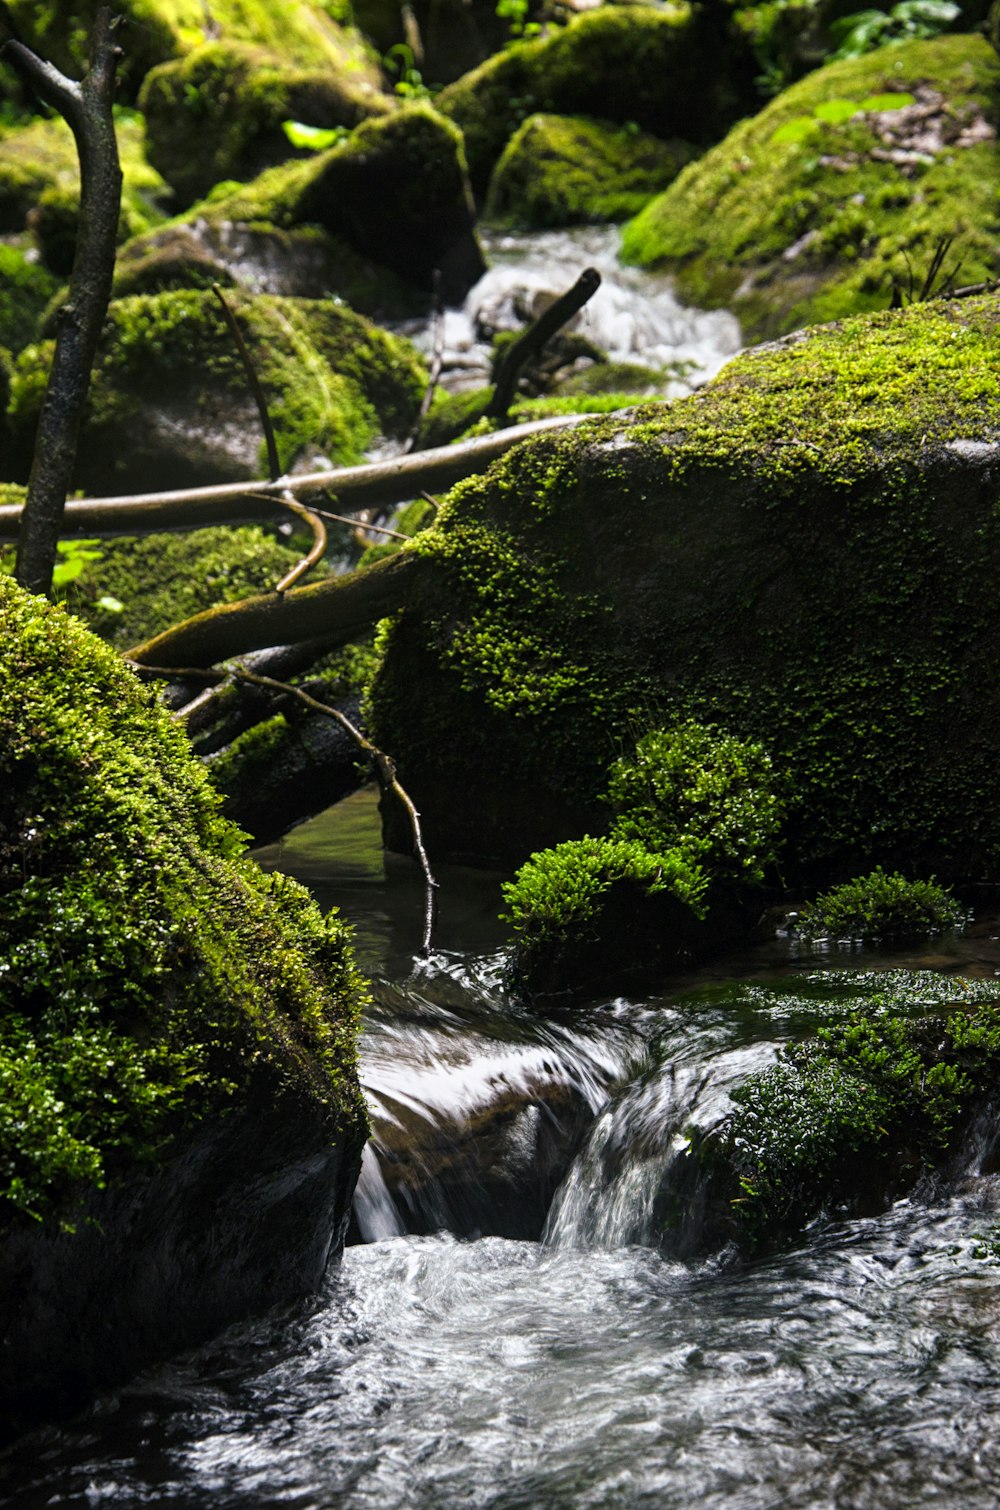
[[3, 8, 121, 595]]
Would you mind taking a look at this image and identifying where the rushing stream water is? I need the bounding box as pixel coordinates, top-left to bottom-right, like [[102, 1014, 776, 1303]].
[[6, 790, 1000, 1508]]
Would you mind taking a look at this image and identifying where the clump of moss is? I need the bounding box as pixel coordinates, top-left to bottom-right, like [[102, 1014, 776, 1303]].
[[621, 33, 1000, 339], [713, 973, 1000, 1248], [0, 576, 368, 1227], [139, 39, 388, 205], [794, 866, 967, 939], [502, 722, 783, 993], [485, 113, 692, 228]]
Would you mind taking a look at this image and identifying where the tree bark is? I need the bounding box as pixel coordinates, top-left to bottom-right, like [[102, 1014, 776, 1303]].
[[4, 7, 122, 596], [128, 547, 435, 668]]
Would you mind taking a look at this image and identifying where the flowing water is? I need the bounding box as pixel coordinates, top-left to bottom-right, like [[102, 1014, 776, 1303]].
[[7, 791, 1000, 1508]]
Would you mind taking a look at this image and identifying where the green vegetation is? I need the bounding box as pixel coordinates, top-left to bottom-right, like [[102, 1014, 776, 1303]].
[[621, 33, 1000, 338], [485, 113, 692, 228], [795, 866, 968, 938], [0, 246, 59, 356], [713, 971, 1000, 1246], [0, 577, 368, 1227]]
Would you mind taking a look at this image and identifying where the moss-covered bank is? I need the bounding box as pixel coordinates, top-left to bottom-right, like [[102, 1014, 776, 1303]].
[[622, 33, 1000, 340], [368, 293, 1000, 881], [0, 577, 369, 1421]]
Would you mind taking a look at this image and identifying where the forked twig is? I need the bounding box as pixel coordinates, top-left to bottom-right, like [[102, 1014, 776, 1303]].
[[131, 661, 439, 955]]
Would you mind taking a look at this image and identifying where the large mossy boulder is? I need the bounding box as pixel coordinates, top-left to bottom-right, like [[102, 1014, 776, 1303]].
[[622, 33, 1000, 341], [436, 4, 758, 194], [139, 39, 390, 206], [0, 578, 369, 1427], [0, 113, 169, 272], [369, 293, 1000, 881], [7, 288, 427, 490], [484, 112, 694, 228], [118, 104, 485, 306], [2, 0, 380, 100]]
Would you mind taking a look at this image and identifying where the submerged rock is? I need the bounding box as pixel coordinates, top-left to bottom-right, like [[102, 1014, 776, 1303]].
[[8, 288, 427, 490], [0, 579, 369, 1428], [622, 33, 1000, 340], [368, 294, 1000, 888]]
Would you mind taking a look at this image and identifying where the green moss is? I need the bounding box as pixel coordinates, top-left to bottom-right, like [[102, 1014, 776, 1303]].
[[485, 113, 692, 228], [369, 292, 1000, 876], [0, 246, 59, 358], [795, 866, 968, 938], [138, 39, 388, 205], [0, 112, 170, 267], [0, 577, 368, 1227], [715, 972, 1000, 1246], [3, 0, 380, 100], [622, 33, 1000, 339], [56, 527, 305, 651], [9, 289, 427, 486], [436, 4, 757, 192]]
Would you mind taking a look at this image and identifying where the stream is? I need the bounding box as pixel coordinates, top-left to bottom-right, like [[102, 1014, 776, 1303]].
[[5, 790, 1000, 1508]]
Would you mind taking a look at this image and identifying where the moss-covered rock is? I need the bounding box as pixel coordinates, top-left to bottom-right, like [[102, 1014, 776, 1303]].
[[3, 0, 380, 101], [436, 4, 758, 193], [485, 112, 694, 227], [0, 111, 170, 269], [118, 103, 484, 305], [621, 33, 1000, 340], [0, 576, 368, 1420], [8, 288, 427, 490], [139, 39, 389, 205], [697, 970, 1000, 1252], [0, 245, 59, 357], [793, 866, 968, 939], [368, 293, 1000, 881]]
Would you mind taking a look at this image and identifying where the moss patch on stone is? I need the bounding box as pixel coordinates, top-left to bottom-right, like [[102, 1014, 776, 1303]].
[[368, 293, 1000, 877], [621, 33, 1000, 340], [0, 576, 368, 1228], [484, 113, 693, 228], [0, 246, 59, 358]]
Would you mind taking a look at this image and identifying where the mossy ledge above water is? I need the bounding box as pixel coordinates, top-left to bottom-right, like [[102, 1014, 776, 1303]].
[[0, 579, 369, 1422], [621, 33, 1000, 340], [368, 292, 1000, 885]]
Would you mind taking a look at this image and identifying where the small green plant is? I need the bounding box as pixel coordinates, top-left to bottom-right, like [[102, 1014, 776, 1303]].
[[383, 44, 433, 101], [794, 866, 967, 941], [496, 0, 541, 40], [829, 0, 958, 60]]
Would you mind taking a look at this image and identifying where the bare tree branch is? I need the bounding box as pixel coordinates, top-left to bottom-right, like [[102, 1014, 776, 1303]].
[[488, 268, 602, 422], [4, 7, 122, 595]]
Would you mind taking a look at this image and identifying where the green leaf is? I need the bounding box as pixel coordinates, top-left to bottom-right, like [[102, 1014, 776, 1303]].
[[859, 91, 916, 111], [771, 115, 820, 145], [96, 595, 124, 614], [281, 120, 347, 151], [813, 98, 861, 125]]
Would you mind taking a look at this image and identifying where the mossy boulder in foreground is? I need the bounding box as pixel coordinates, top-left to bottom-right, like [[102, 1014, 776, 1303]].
[[369, 293, 1000, 887], [622, 33, 1000, 340], [0, 579, 368, 1427]]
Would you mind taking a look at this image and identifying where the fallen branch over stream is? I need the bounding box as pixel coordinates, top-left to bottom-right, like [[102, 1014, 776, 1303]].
[[0, 414, 592, 541]]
